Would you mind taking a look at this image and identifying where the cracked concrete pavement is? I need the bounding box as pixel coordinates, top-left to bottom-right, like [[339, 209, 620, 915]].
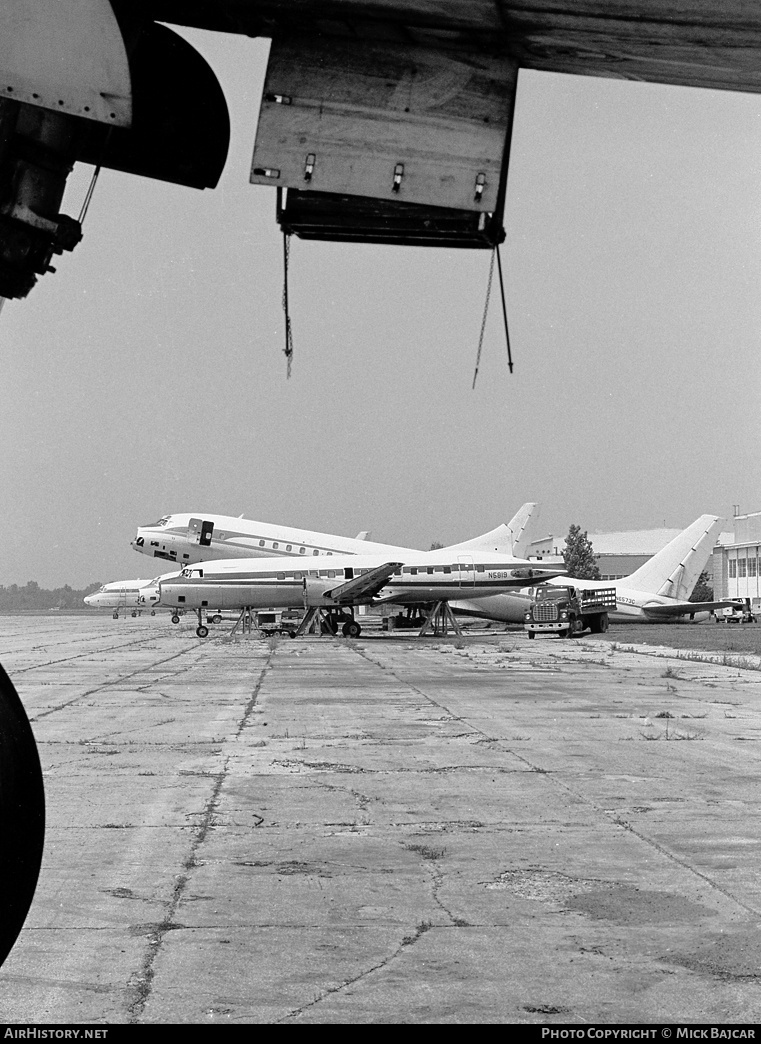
[[2, 616, 761, 1023]]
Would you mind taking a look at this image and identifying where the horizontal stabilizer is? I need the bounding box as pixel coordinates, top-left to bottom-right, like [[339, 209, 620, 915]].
[[325, 562, 403, 603], [641, 599, 740, 619]]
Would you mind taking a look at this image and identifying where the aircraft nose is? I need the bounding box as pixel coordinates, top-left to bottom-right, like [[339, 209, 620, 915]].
[[132, 533, 145, 549]]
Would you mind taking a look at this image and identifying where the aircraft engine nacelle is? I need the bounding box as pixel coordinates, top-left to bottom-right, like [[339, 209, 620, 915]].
[[303, 577, 339, 608], [0, 1, 230, 299]]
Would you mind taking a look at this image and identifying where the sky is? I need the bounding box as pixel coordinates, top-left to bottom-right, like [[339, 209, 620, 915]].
[[1, 28, 760, 587]]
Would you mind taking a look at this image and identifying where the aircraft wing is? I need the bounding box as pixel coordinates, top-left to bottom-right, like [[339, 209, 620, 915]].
[[325, 562, 404, 604], [641, 599, 742, 619], [11, 2, 761, 299]]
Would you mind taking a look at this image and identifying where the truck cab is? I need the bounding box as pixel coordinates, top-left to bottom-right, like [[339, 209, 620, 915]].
[[720, 598, 755, 624], [524, 585, 617, 639]]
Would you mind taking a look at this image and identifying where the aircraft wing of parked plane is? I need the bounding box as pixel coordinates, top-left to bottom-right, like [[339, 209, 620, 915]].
[[131, 504, 539, 567], [5, 3, 761, 302], [637, 599, 741, 620]]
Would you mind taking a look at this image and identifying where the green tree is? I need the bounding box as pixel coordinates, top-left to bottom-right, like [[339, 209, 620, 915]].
[[689, 571, 713, 603], [562, 524, 600, 580], [429, 541, 444, 550]]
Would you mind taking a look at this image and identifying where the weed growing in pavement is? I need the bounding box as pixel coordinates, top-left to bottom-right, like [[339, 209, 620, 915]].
[[405, 843, 446, 861]]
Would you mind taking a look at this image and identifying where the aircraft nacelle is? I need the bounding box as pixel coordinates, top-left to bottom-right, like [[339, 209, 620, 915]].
[[0, 1, 229, 299], [303, 576, 345, 609]]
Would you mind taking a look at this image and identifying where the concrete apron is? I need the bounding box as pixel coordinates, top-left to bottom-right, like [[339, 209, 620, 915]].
[[1, 616, 760, 1024]]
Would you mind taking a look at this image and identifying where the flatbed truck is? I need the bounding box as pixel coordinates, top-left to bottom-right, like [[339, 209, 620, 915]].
[[524, 585, 617, 639]]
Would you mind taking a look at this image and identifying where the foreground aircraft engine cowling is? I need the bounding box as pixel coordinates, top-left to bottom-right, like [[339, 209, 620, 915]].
[[0, 662, 45, 967], [0, 0, 229, 299]]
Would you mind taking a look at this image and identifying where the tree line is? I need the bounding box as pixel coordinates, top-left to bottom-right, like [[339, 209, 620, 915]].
[[0, 581, 101, 610]]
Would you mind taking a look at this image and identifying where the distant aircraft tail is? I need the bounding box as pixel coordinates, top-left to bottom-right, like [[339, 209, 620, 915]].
[[625, 515, 725, 600], [444, 502, 539, 557]]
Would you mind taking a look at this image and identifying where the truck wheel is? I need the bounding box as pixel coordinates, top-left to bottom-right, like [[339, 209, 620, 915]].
[[599, 613, 609, 633], [211, 614, 222, 624], [343, 621, 362, 638], [527, 631, 535, 640]]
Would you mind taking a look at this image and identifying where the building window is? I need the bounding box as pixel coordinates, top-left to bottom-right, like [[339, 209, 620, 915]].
[[739, 558, 747, 578], [729, 560, 737, 578], [749, 557, 757, 578]]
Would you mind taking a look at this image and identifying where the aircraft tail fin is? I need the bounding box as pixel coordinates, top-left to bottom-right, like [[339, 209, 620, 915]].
[[444, 502, 539, 556], [625, 515, 724, 600]]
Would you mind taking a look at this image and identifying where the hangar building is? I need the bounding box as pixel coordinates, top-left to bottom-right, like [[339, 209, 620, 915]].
[[711, 511, 761, 607]]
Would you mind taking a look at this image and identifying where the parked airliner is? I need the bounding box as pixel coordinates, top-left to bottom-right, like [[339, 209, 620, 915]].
[[158, 548, 564, 638], [84, 573, 179, 618], [452, 515, 730, 625], [131, 504, 538, 566]]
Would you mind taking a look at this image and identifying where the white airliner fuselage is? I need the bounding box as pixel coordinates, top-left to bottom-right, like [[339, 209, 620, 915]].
[[131, 505, 538, 568], [158, 549, 563, 615], [84, 575, 173, 615]]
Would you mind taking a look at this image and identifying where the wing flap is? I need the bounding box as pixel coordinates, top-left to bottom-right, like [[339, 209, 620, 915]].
[[325, 562, 403, 603]]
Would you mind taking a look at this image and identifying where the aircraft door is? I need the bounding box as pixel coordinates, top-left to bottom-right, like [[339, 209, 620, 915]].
[[458, 555, 475, 588], [189, 519, 215, 547]]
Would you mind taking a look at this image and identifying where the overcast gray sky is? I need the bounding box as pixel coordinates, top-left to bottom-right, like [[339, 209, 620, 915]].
[[1, 28, 759, 587]]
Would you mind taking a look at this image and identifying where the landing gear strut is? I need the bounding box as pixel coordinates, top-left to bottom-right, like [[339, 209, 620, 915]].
[[195, 609, 209, 639]]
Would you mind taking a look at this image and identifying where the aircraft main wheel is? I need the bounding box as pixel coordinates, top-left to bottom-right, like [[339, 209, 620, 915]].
[[0, 662, 45, 968], [150, 611, 156, 616], [171, 615, 180, 624], [196, 625, 209, 638], [112, 612, 118, 620], [288, 631, 297, 639], [342, 621, 362, 638]]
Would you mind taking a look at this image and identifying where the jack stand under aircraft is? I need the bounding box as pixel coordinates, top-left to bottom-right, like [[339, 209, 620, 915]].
[[418, 601, 464, 638], [295, 607, 362, 638], [228, 608, 256, 637]]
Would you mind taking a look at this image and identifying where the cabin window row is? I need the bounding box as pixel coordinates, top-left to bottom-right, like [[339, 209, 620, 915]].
[[256, 538, 333, 556]]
